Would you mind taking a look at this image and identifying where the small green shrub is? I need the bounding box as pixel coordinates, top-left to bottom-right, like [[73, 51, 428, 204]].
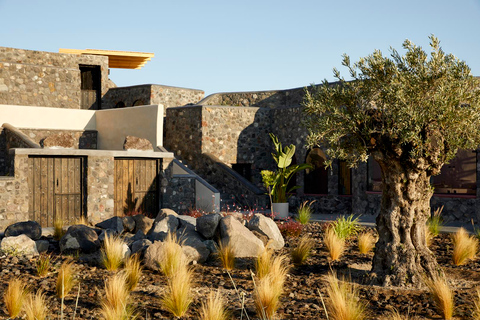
[[331, 214, 361, 239], [296, 200, 315, 225], [427, 206, 444, 237]]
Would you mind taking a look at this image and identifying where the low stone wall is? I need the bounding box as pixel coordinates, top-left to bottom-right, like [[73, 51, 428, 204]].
[[199, 87, 307, 108], [19, 129, 97, 149], [163, 176, 196, 214], [102, 84, 204, 111], [0, 155, 29, 229], [0, 47, 109, 109]]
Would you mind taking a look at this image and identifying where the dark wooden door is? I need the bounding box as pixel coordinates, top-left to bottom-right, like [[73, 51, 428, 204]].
[[114, 159, 159, 217], [29, 157, 84, 227], [80, 65, 101, 110]]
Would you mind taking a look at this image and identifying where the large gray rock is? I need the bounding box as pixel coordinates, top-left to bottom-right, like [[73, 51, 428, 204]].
[[132, 214, 154, 234], [1, 234, 39, 256], [98, 229, 117, 243], [4, 220, 42, 240], [35, 240, 50, 253], [178, 227, 210, 264], [148, 214, 179, 241], [197, 213, 221, 239], [156, 208, 178, 221], [95, 216, 124, 234], [59, 225, 100, 253], [247, 214, 285, 250], [131, 239, 152, 255], [143, 241, 186, 271], [219, 215, 264, 258], [177, 215, 196, 231], [122, 216, 136, 233]]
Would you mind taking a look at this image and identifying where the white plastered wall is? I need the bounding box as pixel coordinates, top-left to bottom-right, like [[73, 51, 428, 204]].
[[0, 104, 165, 150]]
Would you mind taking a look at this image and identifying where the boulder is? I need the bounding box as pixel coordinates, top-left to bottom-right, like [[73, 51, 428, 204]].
[[156, 208, 178, 221], [43, 133, 75, 149], [95, 216, 124, 234], [197, 213, 221, 239], [4, 220, 42, 240], [1, 234, 39, 256], [59, 225, 100, 253], [123, 136, 153, 151], [98, 229, 117, 243], [177, 215, 196, 231], [119, 243, 131, 260], [178, 227, 210, 263], [247, 214, 285, 250], [131, 239, 152, 255], [122, 216, 136, 233], [219, 215, 264, 258], [143, 241, 186, 271], [132, 230, 146, 242], [203, 239, 217, 255], [35, 240, 50, 253], [132, 214, 154, 234], [148, 214, 179, 241]]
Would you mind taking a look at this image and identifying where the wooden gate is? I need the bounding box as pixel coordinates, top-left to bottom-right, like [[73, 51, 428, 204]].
[[29, 157, 84, 227], [114, 159, 159, 217]]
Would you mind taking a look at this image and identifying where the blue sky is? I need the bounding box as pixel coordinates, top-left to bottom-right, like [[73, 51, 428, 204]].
[[1, 0, 479, 96]]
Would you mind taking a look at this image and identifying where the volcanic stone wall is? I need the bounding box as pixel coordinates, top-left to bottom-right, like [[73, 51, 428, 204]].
[[0, 47, 108, 109], [102, 84, 204, 111], [20, 129, 97, 149]]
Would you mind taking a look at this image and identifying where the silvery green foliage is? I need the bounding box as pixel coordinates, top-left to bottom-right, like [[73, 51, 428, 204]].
[[303, 35, 480, 175]]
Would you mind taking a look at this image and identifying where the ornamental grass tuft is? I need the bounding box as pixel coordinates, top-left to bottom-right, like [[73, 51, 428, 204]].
[[357, 232, 376, 254], [331, 214, 362, 239], [325, 272, 367, 320], [324, 227, 345, 261], [102, 234, 127, 271], [24, 290, 48, 320], [199, 289, 229, 320], [291, 235, 315, 266], [3, 278, 27, 318], [161, 266, 193, 318], [452, 227, 478, 266], [216, 240, 236, 271], [56, 260, 76, 299], [425, 275, 454, 320]]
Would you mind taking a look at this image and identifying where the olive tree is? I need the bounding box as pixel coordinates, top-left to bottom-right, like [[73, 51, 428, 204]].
[[303, 36, 480, 286]]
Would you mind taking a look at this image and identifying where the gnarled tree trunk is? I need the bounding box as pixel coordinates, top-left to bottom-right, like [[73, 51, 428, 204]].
[[371, 157, 439, 287]]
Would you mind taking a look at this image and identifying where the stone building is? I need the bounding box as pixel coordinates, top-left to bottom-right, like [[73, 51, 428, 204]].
[[0, 45, 479, 229]]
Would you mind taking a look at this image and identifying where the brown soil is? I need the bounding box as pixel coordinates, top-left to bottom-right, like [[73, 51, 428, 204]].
[[0, 222, 478, 319]]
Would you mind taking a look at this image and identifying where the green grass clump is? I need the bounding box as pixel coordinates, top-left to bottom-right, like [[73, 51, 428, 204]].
[[36, 254, 51, 277], [331, 214, 361, 239], [296, 200, 315, 225], [427, 206, 444, 237]]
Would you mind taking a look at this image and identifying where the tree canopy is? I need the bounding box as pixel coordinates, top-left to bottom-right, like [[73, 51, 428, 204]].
[[303, 35, 480, 175]]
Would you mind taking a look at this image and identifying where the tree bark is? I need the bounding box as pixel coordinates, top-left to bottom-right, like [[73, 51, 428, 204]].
[[371, 157, 439, 287]]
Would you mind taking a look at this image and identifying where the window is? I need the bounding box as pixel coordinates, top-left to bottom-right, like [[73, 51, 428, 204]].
[[432, 149, 476, 195], [367, 158, 382, 192], [338, 160, 352, 195], [115, 101, 126, 108], [304, 148, 328, 194], [132, 99, 145, 107]]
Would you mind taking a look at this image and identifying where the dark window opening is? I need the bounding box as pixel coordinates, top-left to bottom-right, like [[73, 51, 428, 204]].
[[115, 101, 126, 109], [338, 160, 352, 195], [232, 163, 252, 182], [80, 65, 101, 110], [432, 149, 476, 195], [132, 99, 145, 107], [304, 148, 328, 194]]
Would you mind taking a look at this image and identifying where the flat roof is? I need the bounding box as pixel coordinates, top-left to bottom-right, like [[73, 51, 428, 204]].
[[59, 48, 154, 69]]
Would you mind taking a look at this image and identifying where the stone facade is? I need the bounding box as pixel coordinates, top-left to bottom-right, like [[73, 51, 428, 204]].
[[0, 128, 6, 175], [0, 155, 29, 228], [163, 176, 195, 214], [20, 129, 97, 149], [87, 156, 115, 224], [0, 47, 109, 109], [102, 84, 205, 111]]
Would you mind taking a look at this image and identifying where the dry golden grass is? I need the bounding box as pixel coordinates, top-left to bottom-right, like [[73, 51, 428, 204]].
[[381, 307, 414, 320], [256, 247, 274, 279], [324, 227, 346, 261], [36, 253, 51, 277], [123, 254, 143, 292], [100, 272, 137, 320], [75, 215, 89, 225], [425, 229, 434, 247], [254, 254, 289, 319], [24, 290, 48, 320], [56, 260, 76, 299], [452, 227, 478, 266], [291, 235, 315, 266], [3, 278, 27, 318], [102, 234, 127, 271], [158, 232, 188, 277], [53, 219, 65, 241], [199, 290, 229, 320], [161, 266, 193, 318], [216, 240, 236, 271], [474, 288, 480, 320], [425, 276, 454, 320], [325, 272, 367, 320], [357, 232, 375, 254]]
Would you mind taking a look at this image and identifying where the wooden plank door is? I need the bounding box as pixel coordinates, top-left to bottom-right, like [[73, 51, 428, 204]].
[[114, 159, 159, 217], [29, 157, 83, 227]]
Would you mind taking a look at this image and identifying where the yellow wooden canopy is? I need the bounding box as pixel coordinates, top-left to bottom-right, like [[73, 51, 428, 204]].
[[59, 48, 154, 69]]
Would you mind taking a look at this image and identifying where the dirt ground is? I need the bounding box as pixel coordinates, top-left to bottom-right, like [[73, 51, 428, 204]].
[[0, 222, 478, 319]]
